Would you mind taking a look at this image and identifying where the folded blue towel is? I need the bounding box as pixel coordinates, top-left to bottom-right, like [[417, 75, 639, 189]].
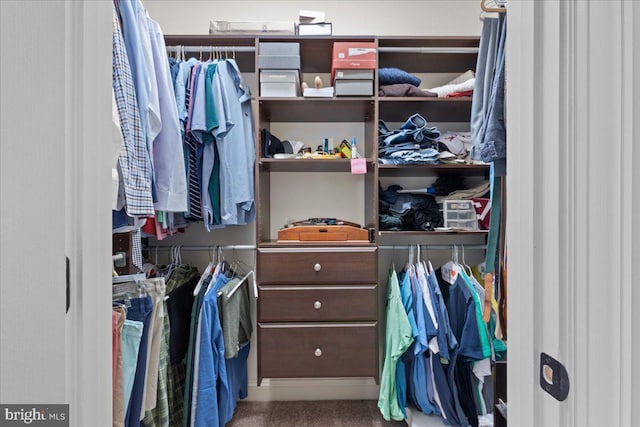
[[378, 67, 421, 87]]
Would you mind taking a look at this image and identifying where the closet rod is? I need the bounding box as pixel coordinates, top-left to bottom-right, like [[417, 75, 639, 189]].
[[112, 253, 125, 262], [379, 244, 486, 250], [147, 244, 257, 252], [166, 45, 256, 53], [377, 47, 479, 54]]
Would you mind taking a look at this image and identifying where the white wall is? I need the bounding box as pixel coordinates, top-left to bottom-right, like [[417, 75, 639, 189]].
[[145, 0, 482, 36]]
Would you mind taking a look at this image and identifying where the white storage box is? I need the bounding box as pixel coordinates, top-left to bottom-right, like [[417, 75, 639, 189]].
[[259, 42, 300, 56], [443, 199, 478, 230], [210, 20, 295, 35], [334, 79, 373, 96], [260, 70, 301, 97], [258, 55, 301, 70], [334, 69, 375, 80]]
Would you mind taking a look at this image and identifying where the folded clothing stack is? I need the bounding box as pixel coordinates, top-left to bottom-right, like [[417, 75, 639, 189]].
[[378, 67, 438, 98], [378, 113, 441, 165], [379, 184, 443, 231], [427, 70, 475, 98]]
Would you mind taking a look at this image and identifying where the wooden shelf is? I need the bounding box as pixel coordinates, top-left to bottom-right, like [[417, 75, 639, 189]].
[[259, 158, 374, 172], [377, 36, 479, 73], [257, 35, 375, 74], [378, 163, 489, 177], [379, 230, 488, 236], [258, 241, 377, 248], [378, 97, 472, 122], [259, 97, 375, 122], [378, 96, 473, 102]]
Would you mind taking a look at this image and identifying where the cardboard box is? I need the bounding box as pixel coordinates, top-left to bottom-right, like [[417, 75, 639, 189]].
[[331, 42, 376, 80], [334, 79, 373, 96]]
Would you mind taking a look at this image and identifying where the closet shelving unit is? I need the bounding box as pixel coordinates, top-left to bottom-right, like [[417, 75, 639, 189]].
[[164, 34, 486, 386], [377, 36, 487, 241]]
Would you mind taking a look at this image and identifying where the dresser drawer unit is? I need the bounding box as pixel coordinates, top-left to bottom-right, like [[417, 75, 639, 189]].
[[258, 323, 377, 379], [258, 247, 377, 284], [258, 285, 377, 322]]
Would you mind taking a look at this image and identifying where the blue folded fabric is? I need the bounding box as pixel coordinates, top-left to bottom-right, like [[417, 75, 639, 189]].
[[379, 67, 421, 87]]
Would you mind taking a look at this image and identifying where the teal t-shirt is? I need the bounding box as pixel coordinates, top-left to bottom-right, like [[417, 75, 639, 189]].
[[378, 268, 414, 421]]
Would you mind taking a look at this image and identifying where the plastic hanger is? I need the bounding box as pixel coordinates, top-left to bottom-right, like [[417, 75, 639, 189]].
[[193, 262, 215, 296], [193, 246, 217, 296], [422, 245, 434, 275], [461, 245, 473, 276], [224, 270, 258, 300], [408, 244, 415, 272], [440, 245, 459, 285]]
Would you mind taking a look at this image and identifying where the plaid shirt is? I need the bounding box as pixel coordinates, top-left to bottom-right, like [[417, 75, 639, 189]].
[[112, 13, 154, 216]]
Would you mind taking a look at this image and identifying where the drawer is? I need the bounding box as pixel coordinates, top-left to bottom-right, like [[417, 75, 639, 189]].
[[258, 323, 377, 379], [258, 248, 377, 284], [258, 285, 377, 322]]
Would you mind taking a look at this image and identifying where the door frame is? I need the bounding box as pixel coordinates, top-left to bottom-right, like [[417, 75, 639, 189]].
[[64, 1, 113, 425]]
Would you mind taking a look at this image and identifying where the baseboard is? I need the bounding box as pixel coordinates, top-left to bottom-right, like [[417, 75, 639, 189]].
[[245, 378, 381, 401]]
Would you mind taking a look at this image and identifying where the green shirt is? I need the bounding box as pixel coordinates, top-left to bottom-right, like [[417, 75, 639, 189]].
[[378, 268, 414, 421]]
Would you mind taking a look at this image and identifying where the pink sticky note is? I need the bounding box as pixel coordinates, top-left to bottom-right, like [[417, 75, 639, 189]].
[[351, 158, 367, 174]]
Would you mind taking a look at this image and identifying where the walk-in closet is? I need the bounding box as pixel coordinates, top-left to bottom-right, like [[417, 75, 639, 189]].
[[2, 1, 640, 427]]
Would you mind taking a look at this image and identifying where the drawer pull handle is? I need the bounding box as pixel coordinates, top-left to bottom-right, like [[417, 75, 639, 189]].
[[313, 263, 322, 272], [313, 301, 322, 309], [314, 348, 323, 357]]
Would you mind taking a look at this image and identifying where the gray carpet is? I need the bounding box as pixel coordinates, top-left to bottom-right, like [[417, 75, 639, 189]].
[[227, 400, 407, 427]]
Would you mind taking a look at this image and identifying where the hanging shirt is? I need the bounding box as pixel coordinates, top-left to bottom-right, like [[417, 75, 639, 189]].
[[436, 265, 484, 361], [193, 274, 233, 427], [459, 269, 491, 359], [416, 262, 439, 354], [219, 277, 253, 420], [409, 268, 440, 416], [112, 90, 124, 210], [436, 265, 485, 427], [175, 58, 198, 134], [117, 0, 151, 158], [426, 268, 457, 362], [396, 268, 418, 419], [214, 60, 256, 225], [378, 268, 414, 422], [147, 16, 187, 213], [183, 63, 203, 221], [112, 11, 154, 216], [198, 61, 220, 230], [135, 2, 161, 148], [118, 0, 160, 206], [204, 62, 223, 227], [182, 280, 207, 427]]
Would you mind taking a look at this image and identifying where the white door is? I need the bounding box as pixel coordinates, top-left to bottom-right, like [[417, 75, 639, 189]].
[[508, 1, 640, 426], [1, 1, 112, 426]]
